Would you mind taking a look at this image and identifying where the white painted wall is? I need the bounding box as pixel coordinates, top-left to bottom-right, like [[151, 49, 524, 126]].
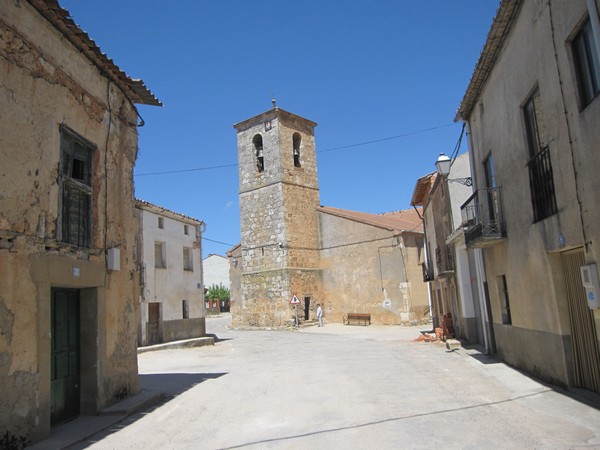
[[139, 208, 204, 328], [203, 254, 231, 289]]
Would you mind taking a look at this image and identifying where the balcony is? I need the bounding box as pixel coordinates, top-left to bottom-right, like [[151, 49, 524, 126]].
[[461, 187, 506, 248], [422, 261, 434, 282]]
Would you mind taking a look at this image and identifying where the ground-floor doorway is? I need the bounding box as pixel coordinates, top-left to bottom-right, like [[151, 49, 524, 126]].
[[147, 302, 162, 345], [304, 296, 311, 320], [50, 288, 80, 425], [561, 248, 600, 393]]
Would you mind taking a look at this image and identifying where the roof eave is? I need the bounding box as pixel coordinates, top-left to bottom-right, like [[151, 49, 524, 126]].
[[455, 0, 523, 122], [27, 0, 162, 107]]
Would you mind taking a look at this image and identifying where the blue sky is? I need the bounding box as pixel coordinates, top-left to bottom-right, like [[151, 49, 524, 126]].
[[59, 1, 499, 257]]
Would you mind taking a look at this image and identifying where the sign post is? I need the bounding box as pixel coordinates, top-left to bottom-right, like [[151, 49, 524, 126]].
[[290, 295, 301, 328]]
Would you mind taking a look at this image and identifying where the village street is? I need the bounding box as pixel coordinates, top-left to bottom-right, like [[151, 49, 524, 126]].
[[68, 315, 600, 449]]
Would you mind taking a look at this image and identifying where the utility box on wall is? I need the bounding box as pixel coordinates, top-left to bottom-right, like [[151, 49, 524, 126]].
[[107, 248, 121, 271], [580, 263, 599, 309]]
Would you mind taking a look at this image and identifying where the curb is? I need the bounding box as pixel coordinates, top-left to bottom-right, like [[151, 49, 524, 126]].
[[137, 336, 215, 354]]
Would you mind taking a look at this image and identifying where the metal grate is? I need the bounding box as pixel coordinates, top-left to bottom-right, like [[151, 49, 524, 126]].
[[527, 145, 557, 223]]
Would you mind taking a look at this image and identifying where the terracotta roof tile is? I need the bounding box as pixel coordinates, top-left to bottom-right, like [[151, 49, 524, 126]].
[[26, 0, 161, 106], [318, 206, 423, 234]]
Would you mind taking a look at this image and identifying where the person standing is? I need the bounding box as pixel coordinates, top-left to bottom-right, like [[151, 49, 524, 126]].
[[316, 303, 323, 327]]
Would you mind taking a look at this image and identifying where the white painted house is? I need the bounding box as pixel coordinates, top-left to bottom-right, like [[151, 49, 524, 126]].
[[203, 254, 231, 289], [135, 200, 206, 346]]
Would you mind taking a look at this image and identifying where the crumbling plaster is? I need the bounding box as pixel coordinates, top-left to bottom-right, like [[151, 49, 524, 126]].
[[1, 1, 142, 443]]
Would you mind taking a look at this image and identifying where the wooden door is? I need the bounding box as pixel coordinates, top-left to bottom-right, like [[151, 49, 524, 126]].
[[51, 288, 80, 425]]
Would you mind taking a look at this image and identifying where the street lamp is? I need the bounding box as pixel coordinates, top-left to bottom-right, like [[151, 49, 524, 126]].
[[435, 153, 472, 187]]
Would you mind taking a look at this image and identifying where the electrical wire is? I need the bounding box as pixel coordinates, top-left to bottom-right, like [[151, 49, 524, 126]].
[[318, 123, 454, 153], [136, 163, 237, 177], [134, 122, 456, 177], [203, 236, 236, 247]]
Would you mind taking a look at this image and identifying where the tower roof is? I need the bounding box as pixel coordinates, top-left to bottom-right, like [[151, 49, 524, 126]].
[[233, 107, 317, 132]]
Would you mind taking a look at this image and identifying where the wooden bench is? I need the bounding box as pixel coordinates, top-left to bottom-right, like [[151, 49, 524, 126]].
[[344, 313, 371, 326]]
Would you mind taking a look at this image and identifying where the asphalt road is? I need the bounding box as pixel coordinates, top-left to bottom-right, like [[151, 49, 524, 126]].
[[75, 315, 600, 449]]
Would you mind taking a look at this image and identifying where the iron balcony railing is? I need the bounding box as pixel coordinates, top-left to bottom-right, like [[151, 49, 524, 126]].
[[461, 186, 506, 248], [422, 261, 434, 282]]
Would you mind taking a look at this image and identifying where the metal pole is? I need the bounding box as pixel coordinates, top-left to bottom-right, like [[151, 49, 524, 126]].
[[294, 305, 298, 329]]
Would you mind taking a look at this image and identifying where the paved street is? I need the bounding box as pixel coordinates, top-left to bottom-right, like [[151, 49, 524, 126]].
[[73, 315, 600, 449]]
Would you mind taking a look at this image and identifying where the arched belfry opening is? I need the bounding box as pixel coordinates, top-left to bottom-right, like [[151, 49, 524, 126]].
[[253, 134, 264, 172], [293, 132, 301, 167]]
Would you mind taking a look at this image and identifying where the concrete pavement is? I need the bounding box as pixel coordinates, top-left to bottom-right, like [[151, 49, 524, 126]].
[[31, 314, 600, 449]]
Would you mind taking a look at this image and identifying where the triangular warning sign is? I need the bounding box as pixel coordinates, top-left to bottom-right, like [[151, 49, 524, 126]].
[[290, 295, 301, 305]]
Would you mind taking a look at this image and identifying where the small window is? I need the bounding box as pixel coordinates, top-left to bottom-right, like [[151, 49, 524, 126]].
[[293, 132, 301, 167], [184, 224, 189, 235], [182, 300, 189, 319], [158, 217, 164, 229], [499, 275, 512, 325], [572, 19, 600, 108], [253, 134, 264, 173], [155, 242, 166, 268], [183, 247, 193, 271]]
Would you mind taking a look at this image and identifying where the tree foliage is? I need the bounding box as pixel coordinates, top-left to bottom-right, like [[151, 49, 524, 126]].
[[206, 283, 230, 301]]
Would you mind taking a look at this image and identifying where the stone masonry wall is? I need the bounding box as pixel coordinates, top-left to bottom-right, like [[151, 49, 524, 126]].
[[234, 109, 322, 327]]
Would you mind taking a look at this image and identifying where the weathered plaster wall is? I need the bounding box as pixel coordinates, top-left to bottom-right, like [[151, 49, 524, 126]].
[[1, 2, 141, 443], [319, 212, 428, 324]]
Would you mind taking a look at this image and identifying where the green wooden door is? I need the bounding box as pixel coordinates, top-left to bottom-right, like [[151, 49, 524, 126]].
[[51, 288, 80, 425]]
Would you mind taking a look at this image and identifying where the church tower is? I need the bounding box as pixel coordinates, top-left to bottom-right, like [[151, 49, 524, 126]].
[[233, 106, 323, 327]]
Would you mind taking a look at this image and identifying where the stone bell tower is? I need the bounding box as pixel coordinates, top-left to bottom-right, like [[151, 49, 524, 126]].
[[233, 106, 323, 327]]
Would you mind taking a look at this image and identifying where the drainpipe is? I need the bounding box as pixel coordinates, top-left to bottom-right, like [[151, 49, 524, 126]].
[[587, 0, 600, 64]]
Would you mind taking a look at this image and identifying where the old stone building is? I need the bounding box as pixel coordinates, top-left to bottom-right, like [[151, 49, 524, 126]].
[[455, 0, 600, 392], [0, 1, 160, 444], [230, 107, 429, 327], [135, 200, 206, 346], [233, 108, 323, 327]]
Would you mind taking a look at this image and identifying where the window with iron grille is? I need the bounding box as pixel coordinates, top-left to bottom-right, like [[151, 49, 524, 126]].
[[572, 18, 600, 108], [523, 90, 557, 222], [60, 126, 93, 247]]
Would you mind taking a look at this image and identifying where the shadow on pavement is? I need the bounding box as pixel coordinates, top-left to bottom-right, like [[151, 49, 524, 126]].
[[67, 373, 227, 449], [140, 372, 227, 396]]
